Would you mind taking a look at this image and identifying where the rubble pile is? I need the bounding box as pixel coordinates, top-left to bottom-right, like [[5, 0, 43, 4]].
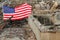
[[0, 27, 36, 40]]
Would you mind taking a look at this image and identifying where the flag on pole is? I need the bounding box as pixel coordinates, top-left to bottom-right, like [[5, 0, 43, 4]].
[[3, 3, 32, 20]]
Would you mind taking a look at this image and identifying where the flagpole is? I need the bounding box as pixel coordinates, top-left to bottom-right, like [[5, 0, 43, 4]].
[[2, 1, 8, 20], [2, 1, 4, 20]]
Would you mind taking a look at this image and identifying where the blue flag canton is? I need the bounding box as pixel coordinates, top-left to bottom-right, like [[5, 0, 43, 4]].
[[3, 5, 15, 13]]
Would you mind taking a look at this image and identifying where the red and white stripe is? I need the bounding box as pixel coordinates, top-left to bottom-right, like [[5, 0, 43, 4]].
[[3, 3, 32, 20]]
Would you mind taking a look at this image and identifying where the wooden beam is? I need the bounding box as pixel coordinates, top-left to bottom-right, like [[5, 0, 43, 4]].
[[50, 2, 58, 12], [28, 15, 41, 40]]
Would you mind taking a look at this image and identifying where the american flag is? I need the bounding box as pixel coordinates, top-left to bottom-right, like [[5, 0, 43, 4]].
[[3, 3, 32, 20]]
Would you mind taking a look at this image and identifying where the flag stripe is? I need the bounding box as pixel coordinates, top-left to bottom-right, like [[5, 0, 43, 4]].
[[3, 15, 29, 20], [15, 9, 31, 12], [4, 13, 30, 18], [15, 3, 32, 10]]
